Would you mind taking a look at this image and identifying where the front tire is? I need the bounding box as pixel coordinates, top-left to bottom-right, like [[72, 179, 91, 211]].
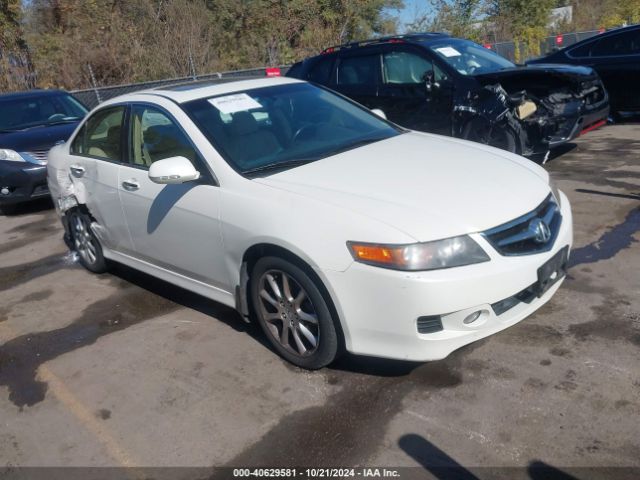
[[250, 256, 339, 369], [463, 118, 518, 153], [0, 204, 17, 215], [68, 210, 108, 273]]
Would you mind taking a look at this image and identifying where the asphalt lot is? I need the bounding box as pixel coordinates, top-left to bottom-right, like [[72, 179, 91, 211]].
[[0, 125, 638, 476]]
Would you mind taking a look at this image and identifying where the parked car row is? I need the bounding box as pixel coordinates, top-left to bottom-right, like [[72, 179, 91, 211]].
[[1, 27, 636, 368], [4, 26, 638, 216]]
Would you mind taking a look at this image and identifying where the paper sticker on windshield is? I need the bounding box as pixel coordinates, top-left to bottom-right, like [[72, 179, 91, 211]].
[[208, 93, 262, 114], [435, 47, 461, 57]]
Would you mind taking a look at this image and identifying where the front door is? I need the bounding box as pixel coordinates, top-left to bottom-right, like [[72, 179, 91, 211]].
[[117, 103, 229, 292], [377, 47, 454, 135]]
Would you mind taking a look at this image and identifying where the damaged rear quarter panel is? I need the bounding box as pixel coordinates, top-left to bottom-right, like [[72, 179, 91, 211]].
[[47, 143, 85, 214]]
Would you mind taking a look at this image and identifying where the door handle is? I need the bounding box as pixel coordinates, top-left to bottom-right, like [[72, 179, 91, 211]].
[[69, 164, 85, 177], [121, 179, 140, 191]]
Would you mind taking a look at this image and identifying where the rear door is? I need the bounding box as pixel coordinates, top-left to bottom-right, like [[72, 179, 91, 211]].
[[334, 49, 382, 109], [67, 105, 133, 252], [117, 102, 229, 291], [378, 45, 454, 134]]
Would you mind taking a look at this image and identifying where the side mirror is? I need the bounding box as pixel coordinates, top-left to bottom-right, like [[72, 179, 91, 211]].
[[371, 108, 387, 120], [148, 156, 201, 184]]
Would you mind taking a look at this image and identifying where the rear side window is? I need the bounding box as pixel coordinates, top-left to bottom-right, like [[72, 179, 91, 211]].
[[568, 41, 594, 58], [71, 106, 124, 161], [129, 105, 198, 168], [591, 29, 640, 56], [337, 55, 380, 86], [307, 57, 335, 84]]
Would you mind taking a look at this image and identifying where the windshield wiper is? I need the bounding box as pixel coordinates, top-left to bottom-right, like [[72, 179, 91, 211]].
[[243, 135, 396, 177], [243, 158, 317, 177]]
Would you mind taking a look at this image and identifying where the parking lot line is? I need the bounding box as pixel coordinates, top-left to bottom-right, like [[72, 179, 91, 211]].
[[2, 323, 141, 469]]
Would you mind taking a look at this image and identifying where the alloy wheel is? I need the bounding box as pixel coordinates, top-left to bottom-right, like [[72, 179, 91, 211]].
[[257, 269, 320, 357], [71, 214, 98, 265]]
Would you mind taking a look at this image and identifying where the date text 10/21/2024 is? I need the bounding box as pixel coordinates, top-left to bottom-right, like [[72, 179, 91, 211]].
[[232, 468, 401, 478]]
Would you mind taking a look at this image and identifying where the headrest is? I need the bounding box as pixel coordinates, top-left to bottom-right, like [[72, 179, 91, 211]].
[[229, 111, 259, 136], [107, 125, 121, 144]]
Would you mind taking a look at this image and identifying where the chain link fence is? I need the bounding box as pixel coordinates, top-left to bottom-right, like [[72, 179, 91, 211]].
[[68, 27, 616, 107], [71, 66, 290, 109], [487, 29, 603, 62]]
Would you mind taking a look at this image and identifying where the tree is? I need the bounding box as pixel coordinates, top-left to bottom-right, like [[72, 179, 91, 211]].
[[6, 0, 403, 91], [0, 0, 34, 90], [487, 0, 555, 61]]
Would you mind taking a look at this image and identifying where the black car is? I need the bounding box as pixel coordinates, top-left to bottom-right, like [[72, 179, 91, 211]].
[[287, 33, 609, 160], [0, 89, 87, 214], [528, 24, 640, 116]]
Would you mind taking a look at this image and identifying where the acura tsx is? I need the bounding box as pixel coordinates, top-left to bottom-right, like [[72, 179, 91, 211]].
[[47, 77, 572, 368]]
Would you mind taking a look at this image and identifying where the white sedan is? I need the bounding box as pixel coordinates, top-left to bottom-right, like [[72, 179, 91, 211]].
[[47, 77, 572, 369]]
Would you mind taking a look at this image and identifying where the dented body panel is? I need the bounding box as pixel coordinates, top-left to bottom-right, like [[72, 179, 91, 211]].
[[469, 64, 609, 154]]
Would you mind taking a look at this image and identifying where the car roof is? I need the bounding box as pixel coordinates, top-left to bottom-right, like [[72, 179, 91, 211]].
[[103, 76, 304, 105], [0, 89, 70, 101], [319, 32, 450, 54], [559, 23, 640, 53]]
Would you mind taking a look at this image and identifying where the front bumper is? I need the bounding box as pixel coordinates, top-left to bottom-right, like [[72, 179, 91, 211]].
[[548, 97, 610, 147], [322, 192, 573, 362], [0, 161, 49, 205]]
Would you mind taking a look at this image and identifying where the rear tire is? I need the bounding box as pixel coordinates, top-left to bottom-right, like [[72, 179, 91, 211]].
[[68, 210, 108, 273], [250, 256, 339, 369]]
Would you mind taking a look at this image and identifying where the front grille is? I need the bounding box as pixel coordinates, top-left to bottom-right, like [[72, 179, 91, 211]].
[[417, 315, 443, 334], [23, 150, 49, 164], [491, 284, 538, 315], [482, 194, 561, 256]]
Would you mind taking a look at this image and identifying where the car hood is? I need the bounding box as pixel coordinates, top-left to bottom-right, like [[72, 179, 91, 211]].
[[255, 132, 551, 242], [473, 63, 598, 85], [0, 122, 79, 152]]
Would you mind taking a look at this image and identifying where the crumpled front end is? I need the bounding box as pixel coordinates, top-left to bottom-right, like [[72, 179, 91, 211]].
[[457, 67, 609, 158]]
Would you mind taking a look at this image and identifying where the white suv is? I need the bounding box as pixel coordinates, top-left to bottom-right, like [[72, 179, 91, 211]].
[[48, 77, 572, 369]]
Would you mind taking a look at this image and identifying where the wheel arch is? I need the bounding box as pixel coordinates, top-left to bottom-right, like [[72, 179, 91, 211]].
[[237, 242, 348, 353]]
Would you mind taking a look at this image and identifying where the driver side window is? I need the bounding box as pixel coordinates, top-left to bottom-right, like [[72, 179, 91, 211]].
[[383, 51, 433, 85], [129, 105, 198, 168], [382, 51, 449, 85]]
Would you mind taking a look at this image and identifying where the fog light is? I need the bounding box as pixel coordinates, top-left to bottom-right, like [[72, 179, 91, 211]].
[[463, 310, 482, 325], [1, 187, 10, 195]]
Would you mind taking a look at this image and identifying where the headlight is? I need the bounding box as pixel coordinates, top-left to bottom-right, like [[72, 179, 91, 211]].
[[0, 149, 25, 162], [549, 177, 562, 207], [348, 235, 490, 271]]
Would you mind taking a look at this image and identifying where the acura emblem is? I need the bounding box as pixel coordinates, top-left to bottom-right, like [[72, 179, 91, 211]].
[[529, 218, 552, 244]]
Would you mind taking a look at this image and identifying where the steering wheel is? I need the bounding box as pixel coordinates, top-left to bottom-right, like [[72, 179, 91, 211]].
[[48, 113, 66, 121]]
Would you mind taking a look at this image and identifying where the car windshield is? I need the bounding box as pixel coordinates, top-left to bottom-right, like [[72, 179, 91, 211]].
[[0, 93, 87, 132], [427, 39, 515, 76], [181, 82, 402, 176]]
